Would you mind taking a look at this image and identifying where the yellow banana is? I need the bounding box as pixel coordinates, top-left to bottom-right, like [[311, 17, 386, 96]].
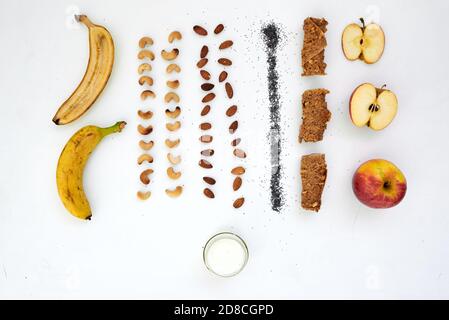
[[53, 15, 114, 125], [56, 121, 126, 220]]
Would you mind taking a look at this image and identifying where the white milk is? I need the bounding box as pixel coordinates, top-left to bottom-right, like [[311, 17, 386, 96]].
[[203, 233, 248, 277]]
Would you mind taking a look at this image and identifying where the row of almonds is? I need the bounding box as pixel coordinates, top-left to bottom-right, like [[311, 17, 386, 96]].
[[163, 31, 183, 197], [137, 36, 155, 200], [194, 24, 246, 208]]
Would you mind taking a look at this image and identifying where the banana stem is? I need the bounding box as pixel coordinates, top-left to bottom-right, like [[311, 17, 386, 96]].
[[76, 14, 95, 28], [100, 121, 127, 137]]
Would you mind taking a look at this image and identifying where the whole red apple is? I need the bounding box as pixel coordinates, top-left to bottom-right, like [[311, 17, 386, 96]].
[[352, 159, 406, 209]]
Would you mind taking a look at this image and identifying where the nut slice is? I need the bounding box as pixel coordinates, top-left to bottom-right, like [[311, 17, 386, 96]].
[[231, 138, 241, 146], [203, 188, 215, 198], [140, 168, 154, 185], [219, 71, 228, 82], [218, 58, 232, 66], [165, 92, 180, 103], [197, 58, 208, 68], [199, 159, 213, 169], [225, 82, 234, 98], [138, 63, 152, 74], [193, 25, 208, 36], [203, 177, 216, 185], [201, 83, 214, 91], [199, 122, 212, 130], [137, 191, 151, 200], [226, 105, 237, 117], [229, 120, 238, 134], [214, 24, 224, 34], [200, 135, 213, 143], [166, 186, 183, 198], [202, 93, 215, 103], [139, 37, 154, 48], [138, 50, 155, 60], [139, 76, 154, 86], [233, 148, 247, 158], [166, 63, 181, 73], [231, 166, 245, 175], [138, 124, 153, 135], [233, 197, 245, 208], [201, 149, 214, 156], [167, 153, 181, 165], [200, 45, 209, 58], [168, 31, 182, 43], [166, 121, 181, 131], [139, 140, 154, 150], [161, 48, 179, 61], [233, 177, 242, 191], [138, 154, 154, 165], [200, 70, 211, 80], [167, 80, 180, 89], [201, 105, 211, 116], [219, 40, 234, 50], [165, 106, 181, 118], [137, 109, 153, 120], [167, 167, 182, 180], [165, 138, 180, 148], [141, 90, 156, 100]]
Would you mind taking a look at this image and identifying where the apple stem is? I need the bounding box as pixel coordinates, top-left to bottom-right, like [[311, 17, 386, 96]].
[[360, 18, 366, 29], [381, 84, 387, 90]]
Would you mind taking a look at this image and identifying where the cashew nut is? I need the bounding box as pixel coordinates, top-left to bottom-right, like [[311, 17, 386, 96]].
[[140, 168, 154, 185], [137, 124, 153, 135], [139, 76, 154, 86], [165, 92, 180, 103], [166, 63, 181, 73], [141, 90, 156, 100], [139, 140, 154, 150], [138, 63, 152, 74], [167, 153, 181, 165], [138, 50, 155, 60], [165, 138, 180, 148], [166, 121, 181, 132], [137, 154, 154, 165], [167, 167, 182, 180], [161, 48, 179, 61], [137, 109, 153, 120], [137, 191, 151, 200], [167, 80, 180, 89], [168, 31, 182, 43], [165, 186, 183, 198], [139, 36, 154, 48], [165, 106, 181, 119]]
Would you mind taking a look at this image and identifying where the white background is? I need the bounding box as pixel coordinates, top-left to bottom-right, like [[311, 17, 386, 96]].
[[1, 0, 448, 299]]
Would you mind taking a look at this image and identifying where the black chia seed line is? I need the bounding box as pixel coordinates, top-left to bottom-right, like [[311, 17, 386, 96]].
[[262, 23, 284, 212]]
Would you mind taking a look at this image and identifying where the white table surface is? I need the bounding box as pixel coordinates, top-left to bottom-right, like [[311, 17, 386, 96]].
[[1, 0, 448, 299]]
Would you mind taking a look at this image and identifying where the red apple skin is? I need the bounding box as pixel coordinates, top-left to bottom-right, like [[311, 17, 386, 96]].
[[352, 159, 406, 209]]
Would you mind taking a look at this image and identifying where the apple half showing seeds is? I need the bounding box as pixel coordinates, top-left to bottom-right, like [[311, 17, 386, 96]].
[[353, 159, 406, 209], [342, 18, 385, 64], [350, 83, 398, 130]]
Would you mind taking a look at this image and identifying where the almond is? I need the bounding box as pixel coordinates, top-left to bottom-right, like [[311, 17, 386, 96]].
[[197, 58, 208, 68], [234, 148, 246, 158], [201, 149, 214, 156], [231, 138, 241, 146], [218, 58, 232, 66], [200, 135, 213, 143], [200, 70, 211, 80], [226, 105, 237, 117], [229, 120, 238, 134], [203, 188, 215, 198], [231, 166, 245, 175], [203, 176, 216, 185], [200, 45, 209, 58], [201, 83, 215, 91], [199, 159, 213, 169], [202, 92, 216, 103], [219, 71, 228, 82], [200, 122, 212, 130], [193, 25, 208, 36], [219, 40, 233, 50], [201, 105, 211, 116], [225, 82, 234, 98], [214, 24, 224, 34], [233, 197, 245, 208], [233, 177, 242, 191]]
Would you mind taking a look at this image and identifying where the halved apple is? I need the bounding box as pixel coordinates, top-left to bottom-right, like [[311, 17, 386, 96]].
[[349, 83, 398, 130], [342, 18, 385, 64]]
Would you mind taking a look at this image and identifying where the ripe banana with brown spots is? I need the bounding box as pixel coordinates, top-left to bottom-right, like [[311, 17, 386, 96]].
[[53, 15, 114, 125]]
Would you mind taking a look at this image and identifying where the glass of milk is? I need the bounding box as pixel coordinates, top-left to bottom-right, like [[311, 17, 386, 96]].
[[203, 232, 249, 277]]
